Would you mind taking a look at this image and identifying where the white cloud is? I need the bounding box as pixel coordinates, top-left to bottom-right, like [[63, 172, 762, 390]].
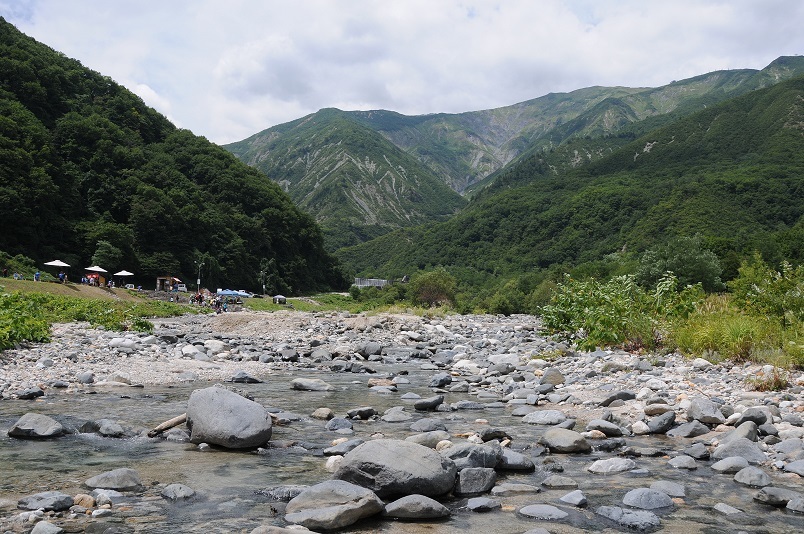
[[2, 0, 803, 144]]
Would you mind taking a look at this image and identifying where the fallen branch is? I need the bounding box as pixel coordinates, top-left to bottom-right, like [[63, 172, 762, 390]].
[[147, 413, 187, 437]]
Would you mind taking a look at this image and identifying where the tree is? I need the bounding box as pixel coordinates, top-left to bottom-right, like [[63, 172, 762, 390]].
[[636, 235, 724, 292], [91, 240, 122, 270], [409, 268, 457, 307]]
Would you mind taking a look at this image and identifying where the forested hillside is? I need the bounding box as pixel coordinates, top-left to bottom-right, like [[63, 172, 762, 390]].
[[338, 75, 804, 288], [0, 18, 345, 293], [225, 109, 465, 249]]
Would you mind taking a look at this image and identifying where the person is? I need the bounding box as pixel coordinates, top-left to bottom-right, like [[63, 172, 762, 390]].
[[34, 271, 40, 282], [58, 271, 65, 283], [13, 272, 21, 280], [2, 267, 7, 277]]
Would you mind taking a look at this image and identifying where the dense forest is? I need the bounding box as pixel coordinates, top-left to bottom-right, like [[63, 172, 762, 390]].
[[0, 18, 346, 293], [337, 74, 804, 304]]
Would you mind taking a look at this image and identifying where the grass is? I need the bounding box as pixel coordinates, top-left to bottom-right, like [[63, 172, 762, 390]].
[[0, 278, 146, 302]]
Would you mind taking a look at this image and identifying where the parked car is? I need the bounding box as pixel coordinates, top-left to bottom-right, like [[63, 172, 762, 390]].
[[176, 284, 188, 292], [125, 284, 135, 290]]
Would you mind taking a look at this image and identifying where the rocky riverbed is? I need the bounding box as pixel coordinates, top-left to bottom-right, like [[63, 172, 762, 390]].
[[1, 309, 803, 533]]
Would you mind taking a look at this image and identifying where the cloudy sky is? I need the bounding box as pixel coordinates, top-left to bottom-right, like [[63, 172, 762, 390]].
[[2, 1, 802, 144]]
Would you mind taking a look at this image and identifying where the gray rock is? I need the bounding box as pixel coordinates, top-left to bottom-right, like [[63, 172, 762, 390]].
[[410, 418, 446, 432], [784, 459, 804, 476], [161, 483, 196, 500], [646, 411, 676, 434], [383, 494, 450, 519], [683, 442, 710, 460], [231, 370, 262, 383], [284, 480, 383, 530], [17, 491, 73, 511], [599, 391, 636, 407], [429, 372, 452, 388], [711, 437, 767, 464], [650, 481, 685, 498], [441, 443, 500, 470], [324, 438, 364, 456], [186, 386, 272, 448], [687, 397, 725, 425], [540, 428, 591, 453], [596, 505, 661, 531], [753, 486, 800, 506], [255, 485, 308, 502], [96, 419, 125, 437], [723, 421, 759, 443], [519, 504, 569, 520], [290, 377, 335, 391], [541, 475, 578, 489], [381, 410, 412, 423], [490, 483, 540, 496], [8, 413, 64, 439], [560, 489, 588, 506], [713, 502, 743, 515], [666, 420, 710, 438], [325, 417, 353, 431], [334, 439, 457, 497], [667, 455, 697, 469], [497, 448, 535, 471], [588, 458, 636, 474], [734, 466, 771, 487], [405, 430, 450, 448], [454, 467, 497, 495], [787, 497, 804, 513], [85, 468, 143, 491], [511, 405, 539, 416], [346, 406, 377, 420], [30, 522, 63, 534], [586, 419, 624, 437], [540, 368, 565, 386], [414, 395, 444, 411], [466, 497, 501, 512], [736, 407, 769, 426], [622, 488, 674, 509], [711, 456, 749, 474], [76, 371, 95, 384], [523, 409, 567, 425]]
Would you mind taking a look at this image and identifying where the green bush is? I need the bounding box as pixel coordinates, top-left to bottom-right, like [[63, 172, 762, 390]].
[[636, 235, 725, 292], [728, 254, 804, 326], [409, 268, 457, 308], [0, 291, 51, 349]]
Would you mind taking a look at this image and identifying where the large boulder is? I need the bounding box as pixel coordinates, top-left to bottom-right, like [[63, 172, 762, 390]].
[[186, 386, 272, 449], [383, 494, 450, 519], [440, 442, 501, 470], [291, 378, 335, 391], [17, 491, 73, 511], [284, 480, 383, 530], [334, 439, 457, 498], [8, 413, 64, 439]]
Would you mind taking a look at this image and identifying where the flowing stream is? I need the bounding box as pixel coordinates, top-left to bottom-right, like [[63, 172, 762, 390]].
[[1, 370, 802, 533]]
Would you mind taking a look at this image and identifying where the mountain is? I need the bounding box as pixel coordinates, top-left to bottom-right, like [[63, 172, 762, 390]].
[[0, 18, 346, 293], [335, 74, 804, 283], [225, 109, 465, 249]]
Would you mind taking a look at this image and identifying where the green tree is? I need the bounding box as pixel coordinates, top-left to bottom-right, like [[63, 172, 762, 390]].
[[636, 235, 724, 292], [409, 268, 457, 307], [91, 240, 122, 270]]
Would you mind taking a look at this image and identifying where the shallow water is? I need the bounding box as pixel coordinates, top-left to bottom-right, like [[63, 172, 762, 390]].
[[1, 369, 802, 533]]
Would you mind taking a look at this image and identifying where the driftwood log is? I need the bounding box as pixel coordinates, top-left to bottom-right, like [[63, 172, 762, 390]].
[[147, 413, 187, 437]]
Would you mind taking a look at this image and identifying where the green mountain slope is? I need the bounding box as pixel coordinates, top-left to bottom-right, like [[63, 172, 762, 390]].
[[336, 75, 804, 281], [0, 18, 345, 293], [225, 109, 466, 249]]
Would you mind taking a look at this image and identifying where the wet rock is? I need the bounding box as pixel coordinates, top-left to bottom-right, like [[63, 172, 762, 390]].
[[683, 442, 710, 460], [560, 489, 588, 507], [406, 430, 450, 448], [599, 391, 636, 407], [18, 491, 73, 511], [518, 504, 569, 520], [713, 502, 743, 515], [596, 505, 661, 531], [383, 494, 450, 519], [325, 417, 353, 431], [588, 458, 636, 474], [491, 483, 540, 496], [523, 410, 567, 425], [346, 406, 377, 420], [711, 456, 749, 473], [466, 497, 500, 512], [413, 395, 444, 412], [454, 467, 497, 495], [85, 468, 143, 491], [622, 488, 674, 509], [284, 480, 383, 530], [311, 407, 334, 420], [161, 483, 196, 500], [410, 418, 447, 432], [666, 420, 710, 438], [646, 411, 676, 434], [711, 437, 767, 464], [667, 455, 697, 469], [539, 428, 591, 453], [753, 486, 800, 507], [324, 438, 364, 456], [334, 439, 457, 497], [734, 466, 771, 487], [186, 386, 272, 448], [290, 377, 335, 391], [429, 372, 452, 388], [8, 413, 64, 439], [541, 475, 577, 489], [441, 442, 501, 470], [650, 481, 684, 498], [586, 419, 624, 437], [96, 418, 125, 437], [255, 485, 308, 502], [497, 448, 535, 471], [230, 370, 262, 383]]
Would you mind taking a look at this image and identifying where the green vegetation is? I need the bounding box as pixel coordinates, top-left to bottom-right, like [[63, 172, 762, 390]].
[[0, 283, 189, 349], [0, 18, 346, 294]]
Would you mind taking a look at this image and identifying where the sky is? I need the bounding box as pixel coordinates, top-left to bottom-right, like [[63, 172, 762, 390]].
[[2, 0, 803, 144]]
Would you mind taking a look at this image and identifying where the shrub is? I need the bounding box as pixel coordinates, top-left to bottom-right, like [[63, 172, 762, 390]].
[[636, 235, 725, 292], [728, 254, 804, 327], [409, 268, 457, 308]]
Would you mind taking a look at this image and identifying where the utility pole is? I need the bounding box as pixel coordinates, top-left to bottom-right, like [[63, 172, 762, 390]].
[[195, 260, 204, 293]]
